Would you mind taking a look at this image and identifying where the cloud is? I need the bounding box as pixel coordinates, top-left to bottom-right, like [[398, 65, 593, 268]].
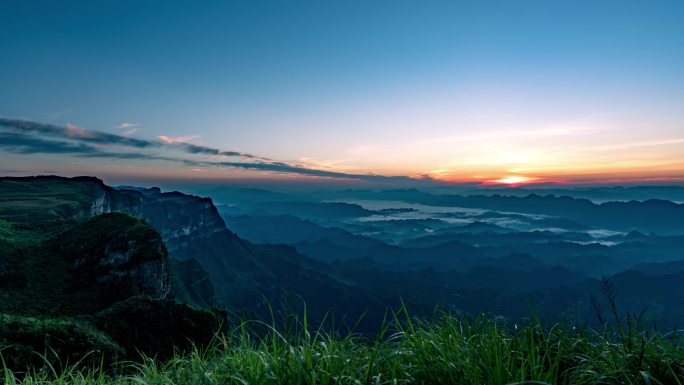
[[0, 131, 102, 154], [121, 128, 139, 136], [0, 117, 255, 158], [0, 117, 432, 184], [181, 143, 261, 159], [588, 138, 684, 152], [116, 122, 140, 136], [65, 123, 97, 138], [74, 151, 183, 162], [209, 160, 433, 184], [158, 135, 200, 144], [117, 122, 140, 129], [0, 118, 153, 148], [0, 131, 184, 163], [158, 135, 263, 159]]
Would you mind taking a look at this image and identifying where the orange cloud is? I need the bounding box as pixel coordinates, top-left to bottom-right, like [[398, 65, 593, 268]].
[[158, 135, 200, 144]]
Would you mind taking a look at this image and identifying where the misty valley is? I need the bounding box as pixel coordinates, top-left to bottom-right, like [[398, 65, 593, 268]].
[[213, 185, 684, 327], [1, 176, 683, 384], [4, 1, 684, 382]]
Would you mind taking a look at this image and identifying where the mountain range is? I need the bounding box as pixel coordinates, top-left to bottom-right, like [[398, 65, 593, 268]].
[[2, 176, 684, 370]]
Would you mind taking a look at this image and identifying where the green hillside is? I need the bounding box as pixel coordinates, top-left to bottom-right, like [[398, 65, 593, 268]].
[[0, 184, 222, 371], [1, 176, 683, 384]]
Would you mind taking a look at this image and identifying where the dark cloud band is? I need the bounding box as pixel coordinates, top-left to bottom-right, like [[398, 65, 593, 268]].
[[0, 117, 257, 159], [0, 131, 101, 154], [0, 118, 429, 184], [0, 118, 152, 148]]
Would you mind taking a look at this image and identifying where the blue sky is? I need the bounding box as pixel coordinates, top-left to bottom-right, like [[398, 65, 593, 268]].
[[1, 1, 683, 185]]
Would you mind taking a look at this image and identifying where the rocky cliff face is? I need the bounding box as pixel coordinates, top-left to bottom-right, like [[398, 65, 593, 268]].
[[0, 177, 172, 314], [0, 176, 229, 309], [121, 187, 259, 308], [52, 212, 172, 312], [0, 176, 141, 223], [81, 177, 143, 218], [126, 188, 227, 253], [92, 180, 371, 321], [0, 176, 370, 325], [0, 177, 227, 369]]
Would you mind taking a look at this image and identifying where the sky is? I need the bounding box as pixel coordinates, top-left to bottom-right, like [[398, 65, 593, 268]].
[[1, 0, 683, 187]]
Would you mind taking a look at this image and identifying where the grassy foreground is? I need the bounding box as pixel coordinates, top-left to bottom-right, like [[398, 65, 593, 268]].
[[2, 310, 683, 385]]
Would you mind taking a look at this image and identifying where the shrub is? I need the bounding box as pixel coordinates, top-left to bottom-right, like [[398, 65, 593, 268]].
[[0, 313, 122, 372]]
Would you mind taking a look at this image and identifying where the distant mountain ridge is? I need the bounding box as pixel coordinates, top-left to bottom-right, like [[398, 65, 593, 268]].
[[3, 175, 684, 341], [0, 176, 383, 328], [317, 189, 684, 233], [213, 185, 684, 328]]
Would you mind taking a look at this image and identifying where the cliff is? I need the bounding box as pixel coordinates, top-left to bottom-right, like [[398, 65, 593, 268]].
[[0, 177, 223, 369], [133, 188, 226, 250], [0, 176, 141, 223], [0, 176, 382, 329], [118, 186, 257, 308], [0, 176, 226, 307], [52, 213, 172, 311], [120, 186, 376, 321]]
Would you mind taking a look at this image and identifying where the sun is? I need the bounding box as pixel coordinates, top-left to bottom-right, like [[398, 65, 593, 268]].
[[488, 175, 536, 185]]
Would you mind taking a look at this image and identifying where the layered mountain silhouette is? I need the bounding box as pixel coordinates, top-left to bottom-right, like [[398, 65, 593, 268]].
[[2, 175, 684, 363]]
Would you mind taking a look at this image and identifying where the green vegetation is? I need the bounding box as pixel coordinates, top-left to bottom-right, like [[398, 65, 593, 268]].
[[0, 297, 224, 372], [93, 297, 224, 360], [0, 212, 162, 316], [1, 208, 223, 371], [2, 176, 683, 384], [0, 313, 122, 370], [0, 177, 102, 224], [2, 311, 682, 385]]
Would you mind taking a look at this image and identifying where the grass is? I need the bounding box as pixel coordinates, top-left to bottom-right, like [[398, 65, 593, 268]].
[[0, 178, 93, 224], [2, 309, 682, 385]]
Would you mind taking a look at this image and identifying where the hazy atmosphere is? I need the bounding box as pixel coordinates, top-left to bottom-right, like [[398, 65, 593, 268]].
[[2, 1, 684, 186], [2, 2, 684, 384]]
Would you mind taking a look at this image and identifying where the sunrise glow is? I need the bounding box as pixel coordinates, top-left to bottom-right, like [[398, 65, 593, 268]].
[[1, 2, 683, 187], [487, 176, 537, 186]]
